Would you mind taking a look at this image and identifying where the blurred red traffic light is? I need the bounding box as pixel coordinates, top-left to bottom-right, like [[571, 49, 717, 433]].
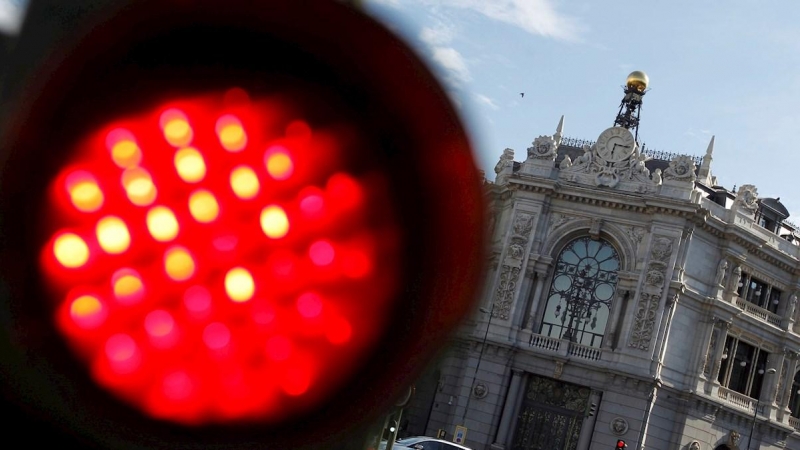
[[0, 0, 483, 448], [42, 92, 403, 425]]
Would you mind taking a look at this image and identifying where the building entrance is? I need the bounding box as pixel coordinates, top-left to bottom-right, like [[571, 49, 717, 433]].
[[511, 374, 591, 450]]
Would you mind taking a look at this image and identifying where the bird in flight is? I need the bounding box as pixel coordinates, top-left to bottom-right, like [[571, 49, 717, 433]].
[[520, 93, 524, 98]]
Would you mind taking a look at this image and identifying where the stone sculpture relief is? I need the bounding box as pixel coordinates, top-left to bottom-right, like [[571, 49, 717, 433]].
[[629, 236, 674, 350], [495, 148, 515, 175], [527, 135, 558, 161], [493, 212, 536, 320], [663, 155, 697, 182]]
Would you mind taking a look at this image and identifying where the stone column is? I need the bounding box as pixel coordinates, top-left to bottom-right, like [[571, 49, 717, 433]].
[[762, 352, 781, 420], [603, 289, 628, 351], [778, 352, 799, 421], [652, 291, 679, 378], [697, 317, 718, 381], [525, 268, 550, 333], [491, 369, 525, 450], [709, 321, 731, 396]]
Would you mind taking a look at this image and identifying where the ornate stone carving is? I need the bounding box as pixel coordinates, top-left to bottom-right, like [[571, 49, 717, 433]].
[[662, 155, 697, 182], [473, 382, 488, 399], [548, 213, 576, 233], [776, 357, 788, 405], [589, 218, 603, 239], [651, 168, 662, 185], [728, 265, 743, 294], [527, 135, 558, 161], [508, 244, 524, 260], [689, 441, 701, 450], [788, 292, 798, 323], [559, 155, 572, 169], [734, 184, 758, 213], [727, 430, 740, 449], [494, 265, 519, 320], [703, 327, 718, 376], [513, 213, 534, 237], [629, 237, 674, 350], [610, 417, 629, 435], [554, 361, 564, 379], [560, 139, 658, 188], [715, 259, 728, 287], [493, 212, 536, 320], [495, 148, 515, 175], [624, 226, 646, 254]]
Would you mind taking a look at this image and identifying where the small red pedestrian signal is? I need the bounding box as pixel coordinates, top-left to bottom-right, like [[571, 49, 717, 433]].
[[616, 439, 627, 449]]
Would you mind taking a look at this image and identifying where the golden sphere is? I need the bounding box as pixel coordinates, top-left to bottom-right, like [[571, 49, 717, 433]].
[[626, 71, 649, 92]]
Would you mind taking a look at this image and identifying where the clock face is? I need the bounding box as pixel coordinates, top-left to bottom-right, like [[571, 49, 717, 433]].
[[596, 127, 636, 162]]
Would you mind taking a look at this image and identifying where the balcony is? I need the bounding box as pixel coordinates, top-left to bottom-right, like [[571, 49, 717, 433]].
[[734, 297, 782, 327], [528, 333, 603, 361], [717, 386, 758, 414]]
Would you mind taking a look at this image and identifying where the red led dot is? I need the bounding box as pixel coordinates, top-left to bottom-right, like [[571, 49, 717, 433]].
[[299, 189, 324, 217], [105, 334, 141, 374], [203, 323, 231, 350], [282, 362, 312, 396], [162, 371, 193, 401], [309, 240, 335, 266], [326, 316, 353, 345], [326, 173, 363, 210], [145, 310, 175, 338], [297, 292, 323, 318], [183, 286, 212, 319], [266, 336, 292, 361], [342, 249, 372, 279]]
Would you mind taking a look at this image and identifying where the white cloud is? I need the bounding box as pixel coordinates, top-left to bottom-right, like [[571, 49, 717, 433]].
[[420, 24, 455, 46], [431, 0, 583, 42], [430, 46, 471, 85], [474, 93, 499, 110]]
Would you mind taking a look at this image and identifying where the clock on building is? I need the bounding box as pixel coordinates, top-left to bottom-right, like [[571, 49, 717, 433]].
[[596, 127, 636, 162]]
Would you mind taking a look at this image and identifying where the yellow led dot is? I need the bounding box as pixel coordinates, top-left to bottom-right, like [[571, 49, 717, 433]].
[[216, 115, 248, 152], [230, 166, 260, 199], [164, 247, 195, 281], [260, 205, 289, 239], [265, 149, 293, 180], [70, 295, 102, 319], [160, 109, 193, 147], [53, 233, 89, 268], [112, 141, 142, 168], [122, 168, 157, 206], [174, 147, 206, 183], [225, 267, 255, 303], [106, 129, 142, 168], [112, 269, 144, 304], [96, 216, 130, 254], [188, 190, 219, 223], [66, 172, 104, 212], [146, 206, 179, 242]]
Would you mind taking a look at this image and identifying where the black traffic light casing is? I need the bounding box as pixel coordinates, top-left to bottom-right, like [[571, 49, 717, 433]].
[[0, 1, 484, 448]]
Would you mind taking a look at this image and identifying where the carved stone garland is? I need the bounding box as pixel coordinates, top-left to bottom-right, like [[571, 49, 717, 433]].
[[493, 212, 535, 320], [702, 325, 718, 377], [628, 236, 674, 350]]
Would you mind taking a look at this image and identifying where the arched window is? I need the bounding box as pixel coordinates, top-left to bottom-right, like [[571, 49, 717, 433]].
[[539, 237, 620, 348]]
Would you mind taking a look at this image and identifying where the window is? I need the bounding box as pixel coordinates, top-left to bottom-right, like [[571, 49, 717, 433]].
[[539, 237, 620, 348], [717, 337, 768, 399], [789, 371, 800, 419], [735, 273, 781, 314]]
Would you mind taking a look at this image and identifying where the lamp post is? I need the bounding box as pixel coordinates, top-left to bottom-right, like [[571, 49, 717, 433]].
[[460, 305, 494, 424], [747, 367, 777, 450]]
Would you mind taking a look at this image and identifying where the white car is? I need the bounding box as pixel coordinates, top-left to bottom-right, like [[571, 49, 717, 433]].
[[379, 436, 473, 450]]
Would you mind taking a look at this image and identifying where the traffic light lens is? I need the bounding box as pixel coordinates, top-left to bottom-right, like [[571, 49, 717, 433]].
[[38, 90, 403, 425]]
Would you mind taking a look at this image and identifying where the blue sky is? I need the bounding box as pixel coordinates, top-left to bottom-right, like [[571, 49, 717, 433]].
[[365, 0, 800, 219]]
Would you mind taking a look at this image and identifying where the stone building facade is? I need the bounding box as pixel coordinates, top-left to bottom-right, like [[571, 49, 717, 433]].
[[399, 105, 800, 449]]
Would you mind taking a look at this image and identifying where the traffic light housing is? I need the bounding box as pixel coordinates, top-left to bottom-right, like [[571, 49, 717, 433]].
[[588, 402, 597, 417], [0, 1, 483, 448]]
